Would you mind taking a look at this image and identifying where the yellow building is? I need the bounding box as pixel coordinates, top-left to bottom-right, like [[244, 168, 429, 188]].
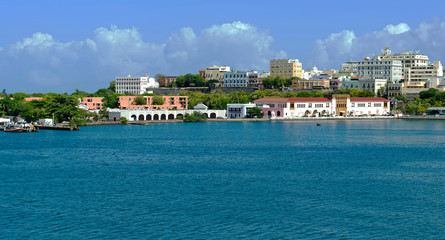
[[270, 59, 302, 79]]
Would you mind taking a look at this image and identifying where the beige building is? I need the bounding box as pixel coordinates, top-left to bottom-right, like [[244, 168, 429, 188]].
[[406, 61, 443, 83], [270, 59, 302, 78], [292, 79, 330, 90], [204, 66, 231, 85]]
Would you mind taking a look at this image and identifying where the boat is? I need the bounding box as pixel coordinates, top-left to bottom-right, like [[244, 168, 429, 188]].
[[3, 124, 25, 133]]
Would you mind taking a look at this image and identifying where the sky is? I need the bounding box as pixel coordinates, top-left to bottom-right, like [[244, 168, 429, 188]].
[[1, 0, 445, 93]]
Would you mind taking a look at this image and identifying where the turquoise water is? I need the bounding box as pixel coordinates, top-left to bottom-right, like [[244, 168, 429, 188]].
[[1, 120, 445, 239]]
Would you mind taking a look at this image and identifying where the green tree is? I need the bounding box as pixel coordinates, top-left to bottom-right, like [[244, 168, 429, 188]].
[[419, 88, 439, 99], [151, 96, 165, 105], [103, 93, 124, 108], [184, 111, 207, 122], [132, 96, 147, 105], [246, 107, 264, 118]]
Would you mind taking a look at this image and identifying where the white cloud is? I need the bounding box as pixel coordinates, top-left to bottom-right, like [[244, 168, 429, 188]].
[[384, 23, 411, 35], [0, 22, 284, 93], [309, 18, 445, 69]]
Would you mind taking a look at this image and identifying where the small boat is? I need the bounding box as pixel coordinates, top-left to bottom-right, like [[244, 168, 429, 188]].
[[3, 124, 25, 133]]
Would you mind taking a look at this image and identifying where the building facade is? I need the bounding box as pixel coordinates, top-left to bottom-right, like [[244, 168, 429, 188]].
[[292, 79, 330, 90], [270, 59, 303, 79], [205, 66, 231, 85], [223, 71, 259, 88], [159, 76, 178, 87], [356, 57, 403, 82], [359, 78, 387, 95], [79, 97, 104, 110], [227, 103, 256, 118], [118, 96, 188, 110], [115, 75, 158, 94], [254, 95, 389, 117]]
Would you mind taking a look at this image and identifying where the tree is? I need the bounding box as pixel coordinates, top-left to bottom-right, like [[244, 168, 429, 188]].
[[151, 96, 164, 105], [419, 88, 439, 99], [132, 96, 147, 105], [108, 81, 116, 93], [395, 95, 408, 102], [184, 111, 207, 122], [246, 107, 264, 118], [305, 110, 311, 116]]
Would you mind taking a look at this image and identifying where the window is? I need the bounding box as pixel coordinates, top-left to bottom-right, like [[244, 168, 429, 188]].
[[368, 103, 371, 107]]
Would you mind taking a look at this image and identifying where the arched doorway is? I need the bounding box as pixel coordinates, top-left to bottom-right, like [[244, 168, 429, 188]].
[[210, 113, 216, 118], [153, 114, 159, 120], [204, 113, 209, 118], [131, 115, 137, 121], [268, 111, 271, 118], [146, 114, 152, 120], [161, 114, 166, 120], [277, 111, 281, 117], [138, 114, 144, 121], [168, 114, 174, 120]]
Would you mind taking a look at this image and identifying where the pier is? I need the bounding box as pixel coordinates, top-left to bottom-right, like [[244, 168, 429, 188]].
[[37, 125, 80, 131]]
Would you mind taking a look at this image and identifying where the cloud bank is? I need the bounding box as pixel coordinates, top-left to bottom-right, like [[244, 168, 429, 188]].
[[310, 18, 445, 69], [0, 21, 286, 93]]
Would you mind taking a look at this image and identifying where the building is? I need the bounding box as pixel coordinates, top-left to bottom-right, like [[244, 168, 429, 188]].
[[388, 83, 403, 97], [406, 61, 443, 84], [359, 78, 387, 96], [24, 97, 43, 102], [254, 95, 389, 117], [340, 62, 359, 75], [79, 97, 104, 110], [270, 59, 302, 79], [341, 77, 361, 89], [115, 75, 158, 95], [292, 78, 330, 90], [227, 103, 256, 118], [109, 109, 226, 121], [223, 71, 259, 88], [198, 69, 206, 80], [118, 96, 188, 110], [356, 56, 403, 82], [159, 76, 178, 87], [205, 66, 231, 85], [330, 76, 341, 91]]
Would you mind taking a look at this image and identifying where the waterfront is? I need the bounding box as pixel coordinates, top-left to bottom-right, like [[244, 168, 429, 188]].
[[1, 120, 445, 239]]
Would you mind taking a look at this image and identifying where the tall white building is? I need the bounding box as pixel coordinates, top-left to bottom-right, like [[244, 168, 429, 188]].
[[115, 75, 158, 95], [357, 56, 403, 82]]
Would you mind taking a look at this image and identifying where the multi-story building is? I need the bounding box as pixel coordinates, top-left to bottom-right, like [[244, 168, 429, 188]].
[[270, 59, 302, 79], [227, 103, 256, 118], [79, 97, 104, 110], [339, 62, 358, 76], [205, 66, 231, 85], [341, 77, 361, 89], [223, 71, 259, 88], [118, 96, 188, 110], [254, 95, 389, 117], [115, 75, 158, 94], [359, 78, 387, 96], [387, 83, 403, 97], [406, 61, 443, 83], [292, 79, 330, 90], [330, 76, 342, 91], [356, 56, 403, 82], [198, 69, 206, 80]]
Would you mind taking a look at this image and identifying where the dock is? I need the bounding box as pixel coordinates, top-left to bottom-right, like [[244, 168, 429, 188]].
[[37, 125, 80, 131]]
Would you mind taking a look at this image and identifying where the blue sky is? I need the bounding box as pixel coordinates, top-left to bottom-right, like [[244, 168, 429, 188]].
[[1, 0, 445, 93]]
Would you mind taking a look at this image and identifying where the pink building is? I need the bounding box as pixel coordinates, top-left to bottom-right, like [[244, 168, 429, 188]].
[[25, 97, 43, 101], [79, 97, 104, 110], [118, 96, 188, 110]]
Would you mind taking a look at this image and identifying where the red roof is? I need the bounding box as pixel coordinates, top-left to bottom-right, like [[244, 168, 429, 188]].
[[287, 97, 330, 102], [254, 97, 288, 102], [350, 97, 388, 102]]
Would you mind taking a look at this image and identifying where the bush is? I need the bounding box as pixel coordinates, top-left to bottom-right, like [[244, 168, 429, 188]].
[[120, 117, 128, 124], [184, 111, 207, 122]]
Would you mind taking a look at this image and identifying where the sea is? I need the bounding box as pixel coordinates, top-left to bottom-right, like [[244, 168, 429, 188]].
[[1, 119, 445, 239]]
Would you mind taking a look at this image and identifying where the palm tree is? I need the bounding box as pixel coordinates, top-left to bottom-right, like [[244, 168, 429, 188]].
[[305, 110, 311, 116], [313, 110, 318, 116], [321, 110, 327, 116]]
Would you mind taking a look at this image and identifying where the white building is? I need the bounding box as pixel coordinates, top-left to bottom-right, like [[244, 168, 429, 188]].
[[115, 75, 158, 95], [359, 78, 387, 95], [227, 103, 256, 118], [357, 56, 403, 82], [223, 71, 258, 88]]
